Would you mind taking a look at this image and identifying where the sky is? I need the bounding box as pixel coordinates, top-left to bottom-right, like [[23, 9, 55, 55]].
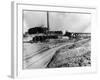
[[23, 11, 91, 34]]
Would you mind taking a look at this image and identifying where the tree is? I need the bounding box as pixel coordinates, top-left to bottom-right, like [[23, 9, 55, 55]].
[[28, 27, 48, 34]]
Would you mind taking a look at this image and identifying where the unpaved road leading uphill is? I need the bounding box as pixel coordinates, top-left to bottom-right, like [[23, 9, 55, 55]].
[[24, 38, 91, 69]]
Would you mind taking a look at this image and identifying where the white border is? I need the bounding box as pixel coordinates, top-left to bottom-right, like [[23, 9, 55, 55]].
[[12, 2, 97, 78]]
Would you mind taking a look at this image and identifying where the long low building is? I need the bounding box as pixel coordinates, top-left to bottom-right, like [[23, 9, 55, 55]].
[[64, 31, 90, 38]]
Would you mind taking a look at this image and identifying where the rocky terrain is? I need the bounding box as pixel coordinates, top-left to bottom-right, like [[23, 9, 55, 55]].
[[47, 38, 91, 68], [23, 35, 91, 69]]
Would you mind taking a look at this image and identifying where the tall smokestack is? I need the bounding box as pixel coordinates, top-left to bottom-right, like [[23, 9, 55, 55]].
[[47, 11, 49, 30]]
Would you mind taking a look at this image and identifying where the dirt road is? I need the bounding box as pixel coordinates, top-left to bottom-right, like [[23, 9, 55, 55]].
[[24, 42, 73, 69]]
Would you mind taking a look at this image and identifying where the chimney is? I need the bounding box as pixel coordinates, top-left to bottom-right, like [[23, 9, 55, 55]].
[[47, 11, 49, 30]]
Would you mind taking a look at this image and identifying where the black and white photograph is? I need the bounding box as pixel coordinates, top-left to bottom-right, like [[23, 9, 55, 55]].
[[10, 2, 97, 78], [23, 10, 91, 69]]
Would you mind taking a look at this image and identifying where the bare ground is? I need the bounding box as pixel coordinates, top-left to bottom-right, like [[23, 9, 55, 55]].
[[23, 37, 91, 69]]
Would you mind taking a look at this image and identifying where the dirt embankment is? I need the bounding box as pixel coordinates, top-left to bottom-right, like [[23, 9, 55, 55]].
[[47, 38, 91, 68]]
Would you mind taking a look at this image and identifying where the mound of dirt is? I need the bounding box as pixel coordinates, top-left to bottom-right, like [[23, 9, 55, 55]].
[[47, 39, 91, 68]]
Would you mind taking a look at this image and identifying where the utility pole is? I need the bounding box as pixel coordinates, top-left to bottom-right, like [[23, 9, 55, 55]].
[[47, 11, 49, 31]]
